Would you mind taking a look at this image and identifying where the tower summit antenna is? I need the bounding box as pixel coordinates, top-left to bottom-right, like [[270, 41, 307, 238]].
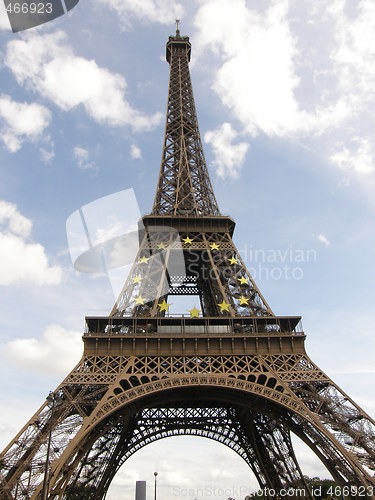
[[175, 19, 180, 36]]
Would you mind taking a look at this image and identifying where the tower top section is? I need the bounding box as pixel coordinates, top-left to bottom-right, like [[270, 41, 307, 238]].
[[166, 21, 191, 62], [152, 26, 220, 216]]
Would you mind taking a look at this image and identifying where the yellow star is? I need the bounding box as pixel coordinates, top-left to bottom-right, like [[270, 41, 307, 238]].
[[135, 295, 145, 305], [158, 299, 170, 312], [132, 276, 142, 284], [238, 276, 248, 285], [188, 306, 201, 318], [228, 256, 238, 265], [218, 300, 230, 313], [239, 296, 249, 306], [157, 242, 167, 250], [183, 236, 193, 245], [139, 256, 149, 264], [210, 243, 219, 251]]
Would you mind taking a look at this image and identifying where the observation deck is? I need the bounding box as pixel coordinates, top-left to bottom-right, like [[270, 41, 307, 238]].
[[83, 315, 306, 357]]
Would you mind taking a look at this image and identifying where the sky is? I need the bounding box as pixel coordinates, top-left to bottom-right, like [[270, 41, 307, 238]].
[[0, 0, 375, 498]]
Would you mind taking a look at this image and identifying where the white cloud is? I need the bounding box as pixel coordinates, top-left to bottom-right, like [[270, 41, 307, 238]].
[[5, 31, 162, 131], [194, 1, 304, 137], [40, 137, 55, 163], [0, 200, 32, 237], [0, 200, 62, 286], [330, 0, 375, 99], [6, 324, 81, 375], [193, 0, 375, 183], [130, 143, 142, 159], [0, 95, 51, 152], [330, 137, 375, 175], [73, 145, 96, 170], [317, 234, 331, 246], [95, 220, 130, 243], [324, 1, 375, 178], [107, 437, 260, 499], [195, 0, 352, 138], [96, 0, 184, 29], [204, 122, 249, 178]]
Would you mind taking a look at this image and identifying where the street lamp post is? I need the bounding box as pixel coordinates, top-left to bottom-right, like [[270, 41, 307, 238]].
[[154, 471, 158, 500], [41, 391, 60, 500]]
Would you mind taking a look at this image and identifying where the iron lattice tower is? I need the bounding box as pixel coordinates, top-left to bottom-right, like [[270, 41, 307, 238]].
[[1, 28, 375, 500]]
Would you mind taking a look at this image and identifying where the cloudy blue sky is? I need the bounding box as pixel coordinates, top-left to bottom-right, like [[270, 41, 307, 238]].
[[0, 0, 375, 498]]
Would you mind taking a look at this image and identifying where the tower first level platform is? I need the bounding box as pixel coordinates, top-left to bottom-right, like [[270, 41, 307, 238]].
[[83, 315, 304, 358]]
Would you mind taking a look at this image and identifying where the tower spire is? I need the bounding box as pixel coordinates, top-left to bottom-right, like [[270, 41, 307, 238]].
[[152, 27, 220, 216]]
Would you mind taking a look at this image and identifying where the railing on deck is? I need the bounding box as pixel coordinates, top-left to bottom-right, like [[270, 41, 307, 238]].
[[84, 316, 304, 337]]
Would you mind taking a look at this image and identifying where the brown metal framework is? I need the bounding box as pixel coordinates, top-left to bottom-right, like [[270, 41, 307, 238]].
[[1, 27, 375, 499], [152, 32, 219, 216]]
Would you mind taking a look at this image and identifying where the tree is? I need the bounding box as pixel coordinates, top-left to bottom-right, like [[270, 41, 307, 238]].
[[65, 484, 97, 499]]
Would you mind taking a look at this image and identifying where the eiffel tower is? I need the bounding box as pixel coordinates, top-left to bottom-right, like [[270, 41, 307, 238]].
[[1, 26, 375, 500]]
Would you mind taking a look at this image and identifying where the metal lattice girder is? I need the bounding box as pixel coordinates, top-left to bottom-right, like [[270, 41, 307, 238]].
[[111, 225, 273, 317], [152, 33, 219, 216], [109, 30, 272, 318], [2, 332, 375, 499], [59, 405, 314, 499], [0, 382, 108, 499], [1, 27, 375, 500]]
